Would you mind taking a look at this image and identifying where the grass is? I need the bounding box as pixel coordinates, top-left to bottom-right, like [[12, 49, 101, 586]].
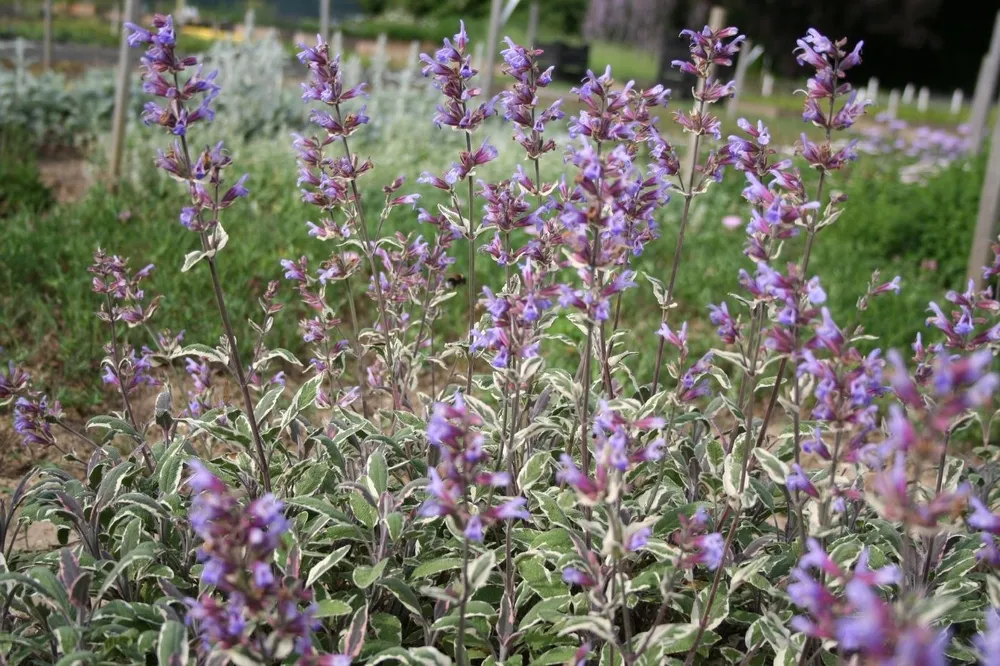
[[0, 15, 216, 53]]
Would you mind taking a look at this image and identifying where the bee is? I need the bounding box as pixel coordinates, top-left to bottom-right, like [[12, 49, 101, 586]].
[[444, 273, 467, 289]]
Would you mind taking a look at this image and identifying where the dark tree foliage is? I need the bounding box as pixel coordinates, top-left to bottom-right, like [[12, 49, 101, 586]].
[[724, 0, 995, 92], [584, 0, 996, 91]]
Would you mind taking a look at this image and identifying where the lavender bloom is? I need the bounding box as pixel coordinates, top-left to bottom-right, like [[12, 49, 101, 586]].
[[672, 26, 745, 79], [127, 20, 248, 239], [420, 393, 530, 537], [559, 402, 665, 506], [708, 302, 741, 344], [184, 462, 342, 662], [101, 346, 160, 397], [970, 497, 1000, 536], [498, 38, 563, 160], [789, 540, 906, 657], [126, 15, 218, 137], [472, 261, 558, 370], [13, 395, 62, 447], [786, 464, 818, 498], [420, 22, 493, 132], [794, 30, 870, 174], [0, 362, 31, 404], [671, 508, 725, 570], [89, 249, 161, 327], [976, 608, 1000, 665]]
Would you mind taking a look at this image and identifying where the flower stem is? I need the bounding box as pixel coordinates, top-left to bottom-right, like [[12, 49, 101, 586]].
[[172, 125, 269, 492], [343, 275, 371, 420], [457, 536, 470, 666], [465, 133, 478, 397], [334, 104, 400, 411], [683, 515, 737, 666], [922, 430, 953, 584], [651, 94, 706, 395], [105, 294, 155, 474], [206, 255, 271, 493]]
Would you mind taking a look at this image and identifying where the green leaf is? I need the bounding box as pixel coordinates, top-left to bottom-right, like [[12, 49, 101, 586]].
[[731, 553, 769, 594], [180, 343, 227, 364], [0, 572, 62, 614], [349, 490, 378, 529], [24, 567, 72, 617], [53, 651, 96, 666], [411, 558, 463, 580], [156, 620, 188, 666], [181, 250, 206, 273], [157, 440, 187, 495], [367, 648, 414, 665], [286, 496, 349, 523], [353, 559, 388, 589], [254, 385, 285, 424], [386, 512, 404, 541], [941, 456, 965, 493], [95, 461, 135, 510], [466, 550, 495, 595], [529, 646, 579, 665], [379, 577, 425, 621], [556, 615, 615, 643], [692, 582, 729, 631], [519, 595, 571, 631], [96, 541, 158, 604], [638, 623, 705, 655], [258, 348, 303, 367], [342, 603, 369, 658], [280, 375, 323, 431], [723, 433, 748, 506], [367, 451, 389, 495], [54, 625, 81, 655], [828, 535, 864, 571], [753, 448, 789, 485], [294, 465, 328, 496], [407, 646, 452, 666], [86, 416, 141, 441], [306, 545, 351, 588], [705, 438, 725, 473], [987, 574, 1000, 608], [518, 450, 553, 492], [315, 599, 353, 618]]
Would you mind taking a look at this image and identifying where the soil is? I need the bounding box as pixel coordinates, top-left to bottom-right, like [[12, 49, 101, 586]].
[[37, 155, 94, 204]]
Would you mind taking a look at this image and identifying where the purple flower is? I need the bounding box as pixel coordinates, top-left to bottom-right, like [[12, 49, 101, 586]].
[[977, 608, 1000, 666], [13, 395, 61, 447], [970, 497, 1000, 535], [625, 526, 651, 552], [787, 464, 818, 498], [562, 567, 596, 588]]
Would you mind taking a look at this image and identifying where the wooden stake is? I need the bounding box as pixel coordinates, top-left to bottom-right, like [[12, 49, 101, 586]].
[[109, 0, 137, 188], [526, 0, 539, 49], [481, 0, 503, 97], [969, 10, 1000, 155], [727, 40, 762, 119], [42, 0, 52, 72], [320, 0, 330, 44], [969, 96, 1000, 288]]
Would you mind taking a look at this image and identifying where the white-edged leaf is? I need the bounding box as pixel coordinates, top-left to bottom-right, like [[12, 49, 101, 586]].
[[352, 559, 388, 589], [753, 448, 789, 485], [466, 550, 495, 595], [156, 620, 188, 666], [306, 545, 351, 588]]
